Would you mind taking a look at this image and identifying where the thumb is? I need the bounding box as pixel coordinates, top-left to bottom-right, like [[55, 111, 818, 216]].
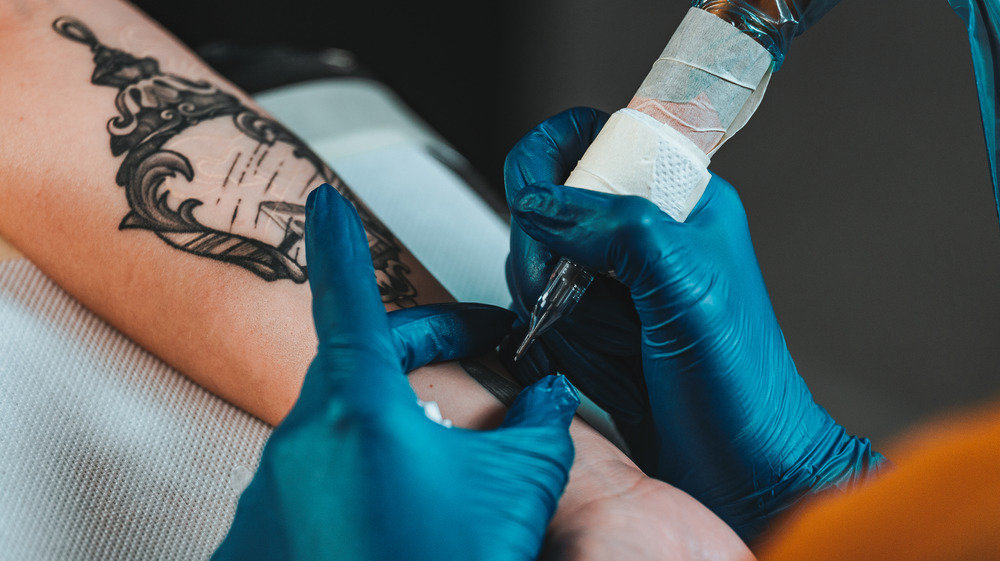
[[499, 374, 580, 433], [485, 375, 579, 509], [450, 375, 581, 561]]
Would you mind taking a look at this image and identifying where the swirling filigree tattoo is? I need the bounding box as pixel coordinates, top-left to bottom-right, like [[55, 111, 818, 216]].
[[52, 16, 417, 306]]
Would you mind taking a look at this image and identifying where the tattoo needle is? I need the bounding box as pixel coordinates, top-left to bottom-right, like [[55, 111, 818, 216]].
[[513, 257, 594, 361]]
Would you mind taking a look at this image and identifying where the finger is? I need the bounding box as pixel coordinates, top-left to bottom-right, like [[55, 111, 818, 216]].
[[484, 375, 581, 527], [509, 182, 680, 289], [498, 374, 580, 434], [388, 303, 516, 373], [504, 107, 610, 206], [305, 184, 396, 374], [446, 375, 579, 560], [499, 319, 648, 437], [504, 108, 611, 338], [490, 375, 579, 501]]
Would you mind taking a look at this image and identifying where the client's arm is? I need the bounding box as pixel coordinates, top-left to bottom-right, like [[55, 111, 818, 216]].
[[0, 3, 754, 558], [215, 185, 582, 561], [0, 0, 451, 424]]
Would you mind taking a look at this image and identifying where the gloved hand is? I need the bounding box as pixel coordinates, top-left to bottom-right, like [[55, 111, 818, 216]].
[[502, 107, 655, 470], [503, 107, 886, 542], [213, 184, 580, 561]]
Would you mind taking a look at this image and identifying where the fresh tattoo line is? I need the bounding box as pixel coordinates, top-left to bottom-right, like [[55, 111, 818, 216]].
[[459, 359, 520, 408], [52, 16, 417, 306]]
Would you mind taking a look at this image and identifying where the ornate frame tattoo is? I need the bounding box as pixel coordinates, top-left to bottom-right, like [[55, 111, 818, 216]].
[[53, 17, 417, 306]]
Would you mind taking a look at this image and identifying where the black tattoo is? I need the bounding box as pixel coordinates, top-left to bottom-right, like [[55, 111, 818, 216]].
[[52, 17, 417, 305], [459, 359, 520, 408]]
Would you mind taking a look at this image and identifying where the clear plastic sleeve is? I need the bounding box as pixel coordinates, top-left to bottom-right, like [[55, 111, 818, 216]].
[[692, 0, 841, 68]]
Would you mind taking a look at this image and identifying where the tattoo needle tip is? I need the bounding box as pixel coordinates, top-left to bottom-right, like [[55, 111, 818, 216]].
[[513, 326, 540, 362]]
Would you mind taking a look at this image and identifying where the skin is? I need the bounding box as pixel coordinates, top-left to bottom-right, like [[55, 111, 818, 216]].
[[0, 2, 754, 558], [0, 236, 21, 261]]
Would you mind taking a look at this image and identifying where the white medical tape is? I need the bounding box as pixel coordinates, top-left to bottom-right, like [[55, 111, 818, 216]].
[[565, 108, 710, 223], [564, 8, 774, 221], [630, 7, 773, 156]]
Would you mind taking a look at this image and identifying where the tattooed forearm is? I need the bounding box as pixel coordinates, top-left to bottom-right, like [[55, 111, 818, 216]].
[[52, 16, 417, 306]]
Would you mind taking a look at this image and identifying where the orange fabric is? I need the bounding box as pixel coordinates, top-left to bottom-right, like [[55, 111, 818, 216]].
[[757, 400, 1000, 560]]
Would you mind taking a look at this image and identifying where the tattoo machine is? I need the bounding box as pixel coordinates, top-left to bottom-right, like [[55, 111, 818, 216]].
[[515, 5, 786, 361]]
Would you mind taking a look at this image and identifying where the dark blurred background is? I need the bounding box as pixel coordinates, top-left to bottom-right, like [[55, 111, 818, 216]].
[[132, 0, 1000, 449]]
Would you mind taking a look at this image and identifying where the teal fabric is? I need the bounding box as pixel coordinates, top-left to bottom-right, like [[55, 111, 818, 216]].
[[212, 184, 580, 561], [950, 0, 1000, 223]]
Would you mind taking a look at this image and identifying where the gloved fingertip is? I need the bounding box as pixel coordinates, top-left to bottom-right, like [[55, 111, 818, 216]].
[[305, 182, 336, 222], [510, 183, 559, 217], [510, 182, 617, 240], [546, 374, 582, 414], [501, 374, 580, 431], [305, 182, 321, 213], [304, 183, 367, 271], [508, 185, 585, 250], [303, 183, 389, 348]]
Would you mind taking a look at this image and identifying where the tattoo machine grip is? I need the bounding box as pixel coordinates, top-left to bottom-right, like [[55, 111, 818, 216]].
[[514, 7, 774, 360]]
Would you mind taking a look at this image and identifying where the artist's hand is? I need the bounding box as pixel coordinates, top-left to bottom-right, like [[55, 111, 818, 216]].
[[503, 107, 886, 542], [213, 184, 579, 561], [501, 107, 660, 469]]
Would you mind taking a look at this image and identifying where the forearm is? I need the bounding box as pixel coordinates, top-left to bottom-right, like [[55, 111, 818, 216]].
[[0, 0, 450, 424], [0, 0, 616, 482], [2, 5, 755, 557], [0, 3, 631, 480]]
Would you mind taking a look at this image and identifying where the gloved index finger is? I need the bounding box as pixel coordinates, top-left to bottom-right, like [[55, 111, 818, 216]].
[[305, 184, 398, 379], [510, 182, 679, 288]]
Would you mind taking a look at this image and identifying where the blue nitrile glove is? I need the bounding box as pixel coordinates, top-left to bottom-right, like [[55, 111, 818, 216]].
[[503, 107, 887, 542], [212, 184, 580, 561], [501, 108, 658, 470], [950, 0, 1000, 222]]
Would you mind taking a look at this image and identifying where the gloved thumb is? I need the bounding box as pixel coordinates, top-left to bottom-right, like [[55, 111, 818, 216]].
[[489, 375, 579, 491], [498, 374, 580, 433]]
